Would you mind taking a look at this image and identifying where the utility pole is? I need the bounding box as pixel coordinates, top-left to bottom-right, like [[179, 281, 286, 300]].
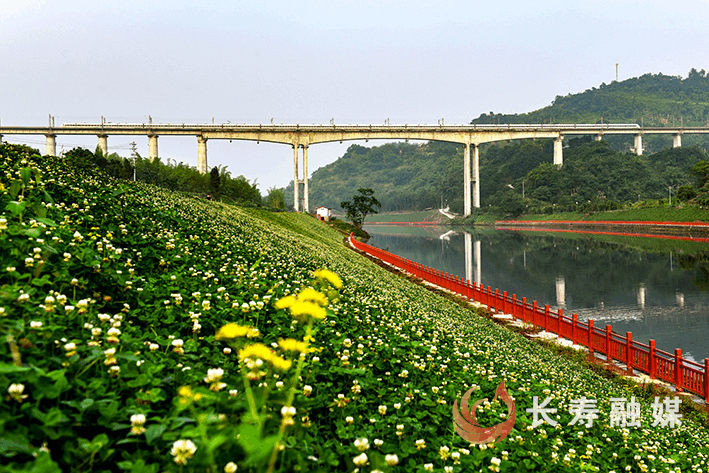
[[130, 141, 138, 181], [616, 63, 619, 82]]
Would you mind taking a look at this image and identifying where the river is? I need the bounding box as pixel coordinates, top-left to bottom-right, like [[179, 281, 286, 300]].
[[364, 224, 709, 362]]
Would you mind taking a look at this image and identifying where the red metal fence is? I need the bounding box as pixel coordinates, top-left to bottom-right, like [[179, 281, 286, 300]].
[[349, 233, 709, 401]]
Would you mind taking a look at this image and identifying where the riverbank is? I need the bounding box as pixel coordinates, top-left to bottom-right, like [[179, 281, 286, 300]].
[[495, 219, 709, 238]]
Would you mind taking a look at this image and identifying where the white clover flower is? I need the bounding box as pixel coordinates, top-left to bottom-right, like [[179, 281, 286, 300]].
[[172, 339, 184, 348], [8, 383, 28, 402], [378, 405, 387, 415], [352, 452, 368, 467], [30, 321, 43, 329], [354, 438, 369, 452], [345, 416, 354, 424], [224, 462, 238, 473], [171, 439, 197, 465], [424, 463, 433, 472]]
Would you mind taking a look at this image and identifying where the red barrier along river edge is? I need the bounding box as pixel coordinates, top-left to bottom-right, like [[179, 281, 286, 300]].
[[349, 233, 709, 402]]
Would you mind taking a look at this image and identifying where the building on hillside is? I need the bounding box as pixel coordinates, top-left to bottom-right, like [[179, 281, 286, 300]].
[[316, 207, 333, 222]]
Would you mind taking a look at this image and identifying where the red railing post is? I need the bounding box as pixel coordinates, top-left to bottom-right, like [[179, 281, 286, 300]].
[[544, 304, 549, 331], [494, 288, 500, 312], [522, 297, 527, 322], [626, 332, 633, 370], [606, 325, 612, 360], [532, 301, 538, 327], [557, 308, 562, 335], [649, 340, 656, 379], [571, 313, 577, 344], [704, 358, 709, 403], [588, 320, 595, 355], [503, 291, 507, 314], [512, 294, 517, 318], [675, 348, 683, 392]]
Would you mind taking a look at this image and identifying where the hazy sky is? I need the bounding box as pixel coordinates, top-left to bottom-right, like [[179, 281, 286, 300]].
[[2, 0, 708, 192]]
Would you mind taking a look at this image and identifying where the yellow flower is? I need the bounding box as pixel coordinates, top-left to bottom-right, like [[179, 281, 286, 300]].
[[314, 269, 342, 289], [215, 323, 260, 340], [289, 301, 327, 320], [278, 338, 309, 353], [297, 288, 329, 307], [274, 295, 296, 309], [239, 343, 274, 362], [271, 355, 292, 371]]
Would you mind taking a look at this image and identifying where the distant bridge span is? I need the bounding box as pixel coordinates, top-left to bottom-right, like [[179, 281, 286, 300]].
[[2, 121, 708, 215]]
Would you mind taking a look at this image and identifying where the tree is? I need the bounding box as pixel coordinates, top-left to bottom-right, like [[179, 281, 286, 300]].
[[267, 187, 285, 209], [210, 166, 220, 199], [691, 161, 709, 190], [341, 188, 381, 228]]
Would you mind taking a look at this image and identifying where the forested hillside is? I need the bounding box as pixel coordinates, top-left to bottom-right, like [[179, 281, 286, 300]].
[[286, 69, 709, 214], [474, 69, 709, 128]]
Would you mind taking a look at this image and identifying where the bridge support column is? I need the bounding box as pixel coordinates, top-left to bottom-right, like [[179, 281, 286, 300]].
[[293, 145, 300, 212], [634, 134, 643, 155], [46, 134, 56, 156], [464, 144, 471, 216], [673, 133, 682, 148], [0, 134, 3, 145], [303, 145, 309, 213], [149, 134, 159, 159], [98, 134, 108, 156], [472, 144, 480, 209], [198, 136, 208, 174], [553, 136, 563, 167]]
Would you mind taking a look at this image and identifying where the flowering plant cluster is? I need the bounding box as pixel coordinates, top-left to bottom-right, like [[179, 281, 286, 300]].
[[1, 143, 709, 472]]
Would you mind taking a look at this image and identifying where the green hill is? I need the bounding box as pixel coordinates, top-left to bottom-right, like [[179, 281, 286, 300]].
[[286, 69, 709, 215]]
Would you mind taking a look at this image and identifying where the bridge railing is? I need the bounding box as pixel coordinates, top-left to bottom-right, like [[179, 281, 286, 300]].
[[349, 233, 709, 401]]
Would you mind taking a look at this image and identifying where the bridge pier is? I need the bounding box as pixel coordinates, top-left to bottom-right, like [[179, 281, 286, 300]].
[[463, 144, 481, 216], [673, 133, 682, 148], [464, 144, 471, 215], [0, 134, 3, 145], [46, 134, 56, 156], [149, 134, 159, 159], [293, 145, 300, 211], [98, 134, 108, 156], [303, 145, 309, 213], [553, 136, 563, 167], [198, 136, 208, 173], [634, 134, 643, 155], [472, 144, 480, 209]]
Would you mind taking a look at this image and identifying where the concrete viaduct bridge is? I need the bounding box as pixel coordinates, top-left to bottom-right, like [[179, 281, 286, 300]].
[[2, 120, 709, 216]]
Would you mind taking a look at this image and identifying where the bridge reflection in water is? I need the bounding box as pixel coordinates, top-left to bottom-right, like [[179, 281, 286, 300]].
[[365, 225, 709, 361]]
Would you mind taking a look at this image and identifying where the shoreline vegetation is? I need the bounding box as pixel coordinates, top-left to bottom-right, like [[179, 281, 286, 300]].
[[3, 143, 709, 471]]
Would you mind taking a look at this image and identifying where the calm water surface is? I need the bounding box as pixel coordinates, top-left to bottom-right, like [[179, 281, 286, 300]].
[[364, 225, 709, 362]]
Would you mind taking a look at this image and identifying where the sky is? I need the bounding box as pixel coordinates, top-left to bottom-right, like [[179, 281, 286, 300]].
[[2, 0, 709, 193]]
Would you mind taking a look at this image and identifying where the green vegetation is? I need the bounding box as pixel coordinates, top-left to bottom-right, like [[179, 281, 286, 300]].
[[65, 146, 262, 206], [4, 143, 709, 472], [285, 141, 465, 214], [340, 188, 381, 229]]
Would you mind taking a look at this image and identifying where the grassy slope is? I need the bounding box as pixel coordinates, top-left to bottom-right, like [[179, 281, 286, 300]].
[[365, 210, 445, 223], [2, 144, 709, 472]]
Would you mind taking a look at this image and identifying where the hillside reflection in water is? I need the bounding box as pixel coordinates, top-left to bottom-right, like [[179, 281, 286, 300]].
[[364, 225, 709, 362]]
